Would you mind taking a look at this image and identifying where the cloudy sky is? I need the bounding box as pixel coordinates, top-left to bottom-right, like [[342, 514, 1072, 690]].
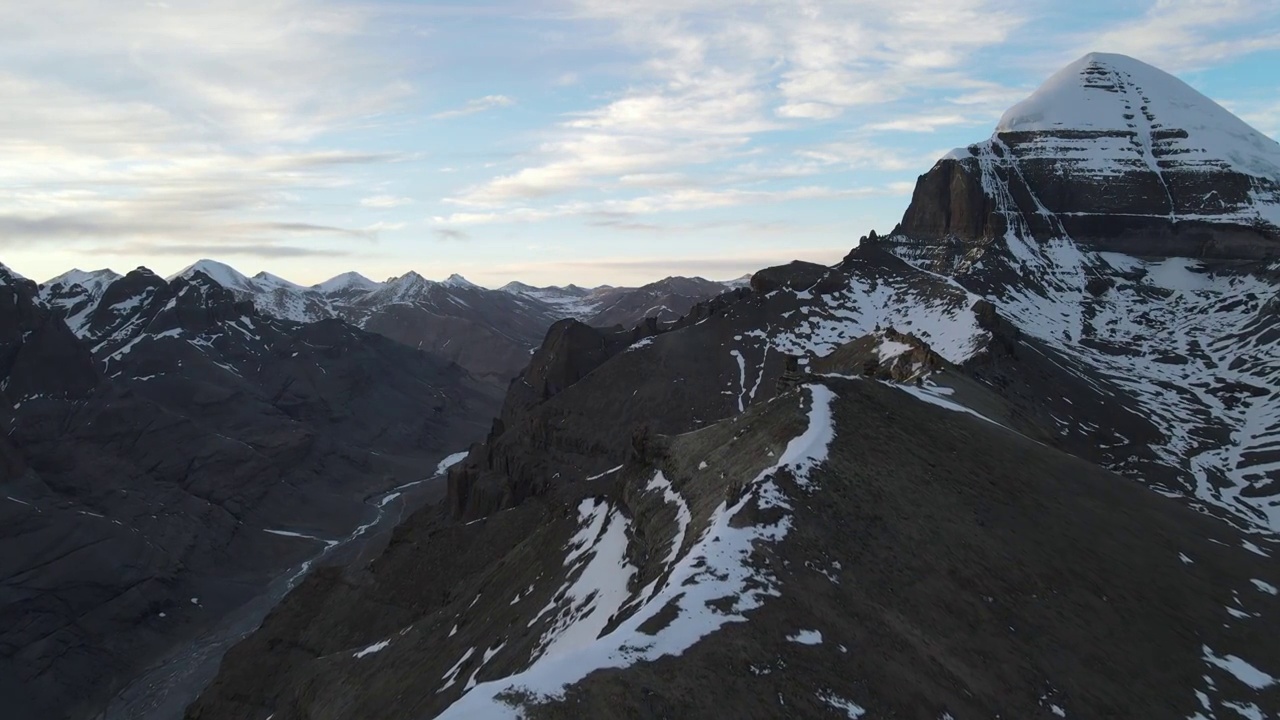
[[3, 0, 1279, 287]]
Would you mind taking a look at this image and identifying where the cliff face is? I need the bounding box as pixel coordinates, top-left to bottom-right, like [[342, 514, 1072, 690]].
[[893, 53, 1280, 267]]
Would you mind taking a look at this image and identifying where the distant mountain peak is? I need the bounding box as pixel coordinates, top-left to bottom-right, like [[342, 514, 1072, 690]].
[[313, 271, 381, 294], [252, 271, 305, 290], [0, 262, 26, 285], [170, 259, 256, 292], [42, 268, 122, 292], [444, 273, 478, 289], [389, 270, 429, 285]]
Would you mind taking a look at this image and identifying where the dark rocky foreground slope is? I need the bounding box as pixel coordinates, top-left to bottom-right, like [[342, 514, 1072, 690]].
[[0, 265, 499, 719], [188, 376, 1280, 719]]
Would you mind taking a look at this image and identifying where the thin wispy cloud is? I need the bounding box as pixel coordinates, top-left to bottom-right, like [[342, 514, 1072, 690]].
[[434, 228, 470, 241], [430, 95, 516, 120], [361, 195, 415, 208], [445, 0, 1027, 223], [436, 183, 909, 226], [866, 114, 977, 133], [1078, 0, 1280, 71], [93, 243, 356, 259]]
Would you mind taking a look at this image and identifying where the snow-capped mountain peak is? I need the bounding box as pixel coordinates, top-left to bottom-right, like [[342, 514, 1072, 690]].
[[252, 271, 306, 291], [388, 270, 428, 285], [171, 259, 257, 294], [914, 52, 1280, 259], [312, 271, 382, 294], [499, 281, 537, 293], [42, 268, 122, 295], [443, 273, 479, 289], [995, 52, 1280, 179], [887, 52, 1280, 534]]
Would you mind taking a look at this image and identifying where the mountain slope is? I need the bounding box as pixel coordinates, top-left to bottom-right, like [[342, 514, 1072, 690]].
[[188, 376, 1280, 719], [0, 265, 499, 720], [885, 52, 1280, 533], [501, 276, 745, 328]]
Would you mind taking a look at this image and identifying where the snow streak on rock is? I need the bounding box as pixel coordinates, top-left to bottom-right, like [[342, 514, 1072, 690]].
[[894, 89, 1280, 532], [437, 384, 837, 718], [992, 245, 1280, 531]]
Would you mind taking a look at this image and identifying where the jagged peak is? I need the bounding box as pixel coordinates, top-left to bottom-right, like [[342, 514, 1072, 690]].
[[42, 268, 121, 289], [388, 270, 430, 286], [443, 273, 479, 289], [0, 262, 27, 286]]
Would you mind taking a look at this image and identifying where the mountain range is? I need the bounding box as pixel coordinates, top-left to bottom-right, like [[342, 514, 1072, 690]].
[[4, 52, 1280, 720], [38, 263, 746, 386]]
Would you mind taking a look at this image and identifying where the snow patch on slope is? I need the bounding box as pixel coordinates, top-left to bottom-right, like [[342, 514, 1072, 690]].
[[768, 270, 988, 363], [438, 384, 837, 718]]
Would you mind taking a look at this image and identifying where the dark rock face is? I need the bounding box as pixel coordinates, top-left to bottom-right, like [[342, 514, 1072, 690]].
[[0, 270, 98, 402], [896, 157, 997, 242], [0, 267, 499, 720], [810, 327, 948, 382], [894, 156, 1279, 263], [342, 275, 557, 386], [749, 260, 844, 294]]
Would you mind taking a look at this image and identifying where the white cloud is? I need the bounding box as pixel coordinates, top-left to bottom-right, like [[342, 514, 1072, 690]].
[[1077, 0, 1280, 71], [436, 183, 905, 225], [0, 0, 412, 254], [430, 95, 515, 120], [776, 102, 843, 120], [448, 134, 748, 206], [866, 114, 975, 133], [446, 0, 1028, 223], [361, 195, 415, 208]]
